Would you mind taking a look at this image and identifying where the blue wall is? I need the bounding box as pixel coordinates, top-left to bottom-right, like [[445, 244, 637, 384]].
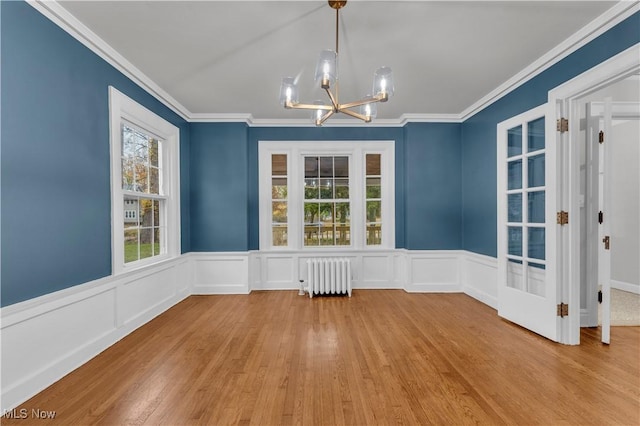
[[461, 11, 640, 257], [190, 123, 249, 251], [2, 0, 637, 306], [1, 1, 190, 306], [404, 123, 462, 249]]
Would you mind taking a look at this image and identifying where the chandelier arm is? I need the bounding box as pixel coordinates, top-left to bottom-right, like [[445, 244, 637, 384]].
[[339, 108, 371, 122], [316, 110, 336, 126], [324, 88, 339, 110], [285, 101, 334, 111], [339, 96, 382, 110]]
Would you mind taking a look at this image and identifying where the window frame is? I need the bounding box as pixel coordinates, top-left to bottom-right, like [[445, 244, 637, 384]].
[[109, 86, 181, 275], [258, 140, 395, 251]]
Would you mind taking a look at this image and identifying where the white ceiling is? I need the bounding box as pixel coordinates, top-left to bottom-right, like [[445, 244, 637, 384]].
[[57, 0, 617, 121]]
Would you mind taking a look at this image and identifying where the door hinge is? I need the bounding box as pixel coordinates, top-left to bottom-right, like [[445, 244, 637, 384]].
[[599, 130, 605, 144], [557, 303, 569, 318], [603, 235, 610, 250], [598, 211, 603, 224], [557, 118, 569, 133], [598, 290, 603, 304], [557, 211, 569, 225]]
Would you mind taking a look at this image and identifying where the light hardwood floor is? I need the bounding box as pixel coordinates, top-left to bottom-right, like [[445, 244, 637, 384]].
[[3, 291, 639, 425]]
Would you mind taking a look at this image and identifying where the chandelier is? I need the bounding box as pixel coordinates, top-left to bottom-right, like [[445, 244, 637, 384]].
[[279, 0, 394, 126]]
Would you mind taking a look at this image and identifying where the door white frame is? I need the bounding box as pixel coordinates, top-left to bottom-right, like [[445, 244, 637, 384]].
[[548, 43, 640, 345]]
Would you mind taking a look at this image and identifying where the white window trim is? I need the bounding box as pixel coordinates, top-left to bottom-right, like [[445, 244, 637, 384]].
[[258, 140, 395, 251], [109, 86, 181, 275]]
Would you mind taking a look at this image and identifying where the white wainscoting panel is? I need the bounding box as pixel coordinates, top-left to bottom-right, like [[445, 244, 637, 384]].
[[191, 253, 250, 294], [461, 252, 498, 309], [1, 257, 189, 413], [405, 251, 462, 292]]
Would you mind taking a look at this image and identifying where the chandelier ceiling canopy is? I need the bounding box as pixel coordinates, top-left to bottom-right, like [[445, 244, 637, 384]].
[[279, 0, 394, 126]]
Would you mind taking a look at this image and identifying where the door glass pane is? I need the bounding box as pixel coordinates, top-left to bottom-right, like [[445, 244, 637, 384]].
[[508, 125, 522, 157], [527, 117, 545, 152], [508, 160, 522, 190], [526, 262, 546, 297], [508, 193, 522, 223], [528, 228, 545, 260], [527, 191, 545, 223], [507, 260, 524, 290], [508, 227, 522, 256], [528, 154, 545, 187]]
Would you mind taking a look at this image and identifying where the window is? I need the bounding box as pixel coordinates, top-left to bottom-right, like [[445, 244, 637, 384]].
[[109, 87, 180, 274], [303, 156, 350, 246], [259, 141, 394, 250]]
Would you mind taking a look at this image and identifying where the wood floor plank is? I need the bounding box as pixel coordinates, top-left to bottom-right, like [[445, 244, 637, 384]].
[[3, 290, 639, 425]]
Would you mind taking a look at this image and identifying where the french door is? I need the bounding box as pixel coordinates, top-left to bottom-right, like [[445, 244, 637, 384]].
[[497, 104, 560, 341]]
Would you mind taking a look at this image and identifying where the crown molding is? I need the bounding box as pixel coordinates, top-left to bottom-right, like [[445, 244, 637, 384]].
[[459, 1, 640, 121], [28, 0, 639, 126], [27, 0, 192, 121]]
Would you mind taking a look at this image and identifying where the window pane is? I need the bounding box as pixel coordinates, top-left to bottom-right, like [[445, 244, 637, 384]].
[[319, 203, 333, 222], [272, 225, 287, 246], [508, 160, 522, 190], [527, 117, 545, 152], [335, 202, 350, 225], [528, 191, 545, 223], [304, 203, 320, 225], [153, 200, 160, 227], [508, 125, 522, 158], [139, 228, 154, 260], [319, 225, 335, 245], [366, 177, 381, 198], [366, 154, 381, 175], [336, 224, 350, 246], [320, 157, 333, 178], [304, 180, 318, 199], [528, 228, 545, 260], [508, 193, 522, 223], [305, 157, 318, 178], [335, 179, 349, 199], [508, 226, 522, 257], [304, 225, 320, 246], [319, 179, 333, 199], [150, 138, 159, 167], [153, 227, 162, 256], [135, 163, 148, 193], [366, 224, 382, 246], [124, 228, 139, 263], [272, 178, 287, 199], [272, 154, 287, 176], [335, 157, 349, 177], [139, 199, 153, 226], [272, 202, 287, 223], [528, 154, 545, 188], [122, 157, 135, 189], [367, 201, 381, 223], [150, 166, 159, 194]]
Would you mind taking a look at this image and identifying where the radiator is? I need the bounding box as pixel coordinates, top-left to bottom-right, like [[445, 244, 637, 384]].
[[305, 258, 352, 298]]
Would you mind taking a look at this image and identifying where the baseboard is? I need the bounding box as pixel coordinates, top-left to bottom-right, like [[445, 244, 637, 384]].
[[1, 257, 190, 413], [611, 280, 640, 295]]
